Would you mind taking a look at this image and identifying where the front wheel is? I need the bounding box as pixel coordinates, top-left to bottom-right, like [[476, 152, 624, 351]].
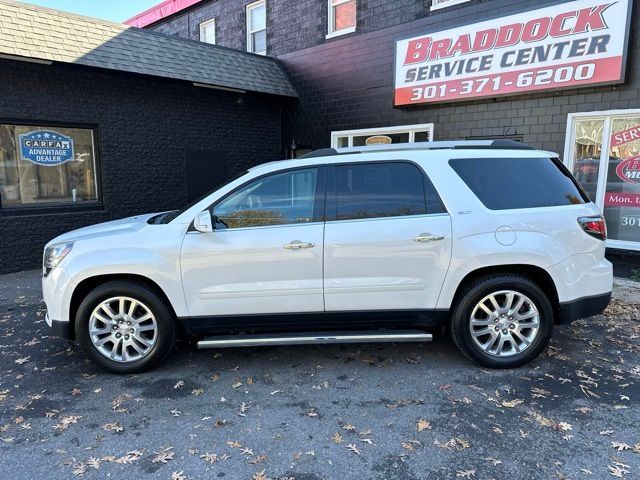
[[450, 275, 554, 369], [75, 281, 176, 374]]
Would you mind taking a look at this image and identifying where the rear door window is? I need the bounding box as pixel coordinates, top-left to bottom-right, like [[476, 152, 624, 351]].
[[329, 161, 445, 221], [449, 157, 588, 210]]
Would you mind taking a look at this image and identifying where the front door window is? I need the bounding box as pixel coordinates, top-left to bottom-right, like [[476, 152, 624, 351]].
[[212, 168, 320, 229]]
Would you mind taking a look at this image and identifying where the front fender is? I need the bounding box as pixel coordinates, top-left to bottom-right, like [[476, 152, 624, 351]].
[[64, 246, 188, 319]]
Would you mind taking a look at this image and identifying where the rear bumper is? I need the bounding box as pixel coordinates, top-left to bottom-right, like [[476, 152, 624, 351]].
[[557, 292, 611, 325]]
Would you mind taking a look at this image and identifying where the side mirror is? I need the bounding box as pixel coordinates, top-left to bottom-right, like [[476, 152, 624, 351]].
[[193, 211, 213, 233]]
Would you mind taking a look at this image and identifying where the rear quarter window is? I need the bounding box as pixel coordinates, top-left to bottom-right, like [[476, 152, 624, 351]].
[[449, 157, 589, 210]]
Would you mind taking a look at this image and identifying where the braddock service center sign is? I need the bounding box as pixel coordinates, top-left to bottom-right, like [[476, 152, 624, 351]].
[[394, 0, 632, 106]]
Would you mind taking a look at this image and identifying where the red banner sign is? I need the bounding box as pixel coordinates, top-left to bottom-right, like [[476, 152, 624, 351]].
[[604, 192, 640, 207], [611, 126, 640, 148], [394, 0, 631, 106]]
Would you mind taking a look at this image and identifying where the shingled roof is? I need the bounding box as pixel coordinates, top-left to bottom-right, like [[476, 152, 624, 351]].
[[0, 0, 297, 97]]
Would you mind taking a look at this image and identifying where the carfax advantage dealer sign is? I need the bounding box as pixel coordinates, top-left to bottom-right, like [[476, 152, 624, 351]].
[[394, 0, 632, 106]]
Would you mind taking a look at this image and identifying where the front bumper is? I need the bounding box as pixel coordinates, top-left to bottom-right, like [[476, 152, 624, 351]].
[[42, 267, 74, 324], [557, 291, 611, 324], [45, 313, 73, 340]]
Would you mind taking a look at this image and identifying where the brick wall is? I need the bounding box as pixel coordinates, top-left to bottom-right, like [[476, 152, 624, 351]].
[[146, 0, 639, 156], [277, 0, 640, 153], [146, 0, 469, 56], [0, 59, 284, 273]]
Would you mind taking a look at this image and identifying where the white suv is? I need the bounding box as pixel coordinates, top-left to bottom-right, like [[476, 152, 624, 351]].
[[42, 141, 613, 373]]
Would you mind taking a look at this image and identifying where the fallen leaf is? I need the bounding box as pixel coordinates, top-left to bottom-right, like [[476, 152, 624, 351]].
[[201, 453, 220, 464], [250, 453, 267, 465], [612, 441, 631, 452], [608, 463, 630, 478], [102, 423, 123, 433], [346, 443, 361, 455], [456, 470, 475, 479], [151, 447, 174, 464], [252, 470, 270, 480], [417, 419, 432, 432]]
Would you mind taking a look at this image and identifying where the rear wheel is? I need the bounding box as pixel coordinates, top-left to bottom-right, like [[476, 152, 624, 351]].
[[75, 281, 176, 373], [450, 275, 554, 368]]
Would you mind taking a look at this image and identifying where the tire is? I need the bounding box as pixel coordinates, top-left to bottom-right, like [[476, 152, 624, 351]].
[[450, 274, 554, 369], [75, 280, 176, 374]]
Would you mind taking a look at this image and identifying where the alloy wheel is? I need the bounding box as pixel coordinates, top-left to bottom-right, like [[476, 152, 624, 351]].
[[89, 296, 158, 363], [469, 290, 540, 358]]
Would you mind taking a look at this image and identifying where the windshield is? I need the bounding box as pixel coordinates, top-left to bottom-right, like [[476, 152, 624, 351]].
[[153, 170, 249, 224]]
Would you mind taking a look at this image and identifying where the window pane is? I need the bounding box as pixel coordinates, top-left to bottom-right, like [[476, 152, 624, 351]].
[[604, 117, 640, 243], [200, 21, 215, 44], [414, 131, 431, 142], [0, 124, 98, 207], [450, 157, 587, 210], [250, 3, 266, 31], [252, 29, 266, 53], [333, 0, 356, 31], [572, 118, 604, 201], [334, 163, 427, 220], [336, 136, 349, 148], [353, 133, 409, 147], [213, 168, 318, 228]]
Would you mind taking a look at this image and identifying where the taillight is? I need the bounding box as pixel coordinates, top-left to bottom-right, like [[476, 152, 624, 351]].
[[578, 215, 607, 241]]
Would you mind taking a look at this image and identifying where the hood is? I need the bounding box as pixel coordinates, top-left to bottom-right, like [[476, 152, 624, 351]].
[[47, 212, 164, 246]]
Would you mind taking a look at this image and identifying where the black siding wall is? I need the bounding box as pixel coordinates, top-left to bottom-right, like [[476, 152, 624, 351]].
[[278, 0, 639, 153], [0, 59, 284, 273], [146, 0, 639, 154]]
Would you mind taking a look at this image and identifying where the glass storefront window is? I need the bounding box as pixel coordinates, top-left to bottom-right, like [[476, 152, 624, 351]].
[[566, 111, 640, 250], [571, 118, 604, 202], [0, 123, 99, 209], [604, 117, 640, 243]]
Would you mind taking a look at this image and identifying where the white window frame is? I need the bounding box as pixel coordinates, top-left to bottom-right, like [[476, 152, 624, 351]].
[[327, 0, 356, 39], [430, 0, 472, 11], [246, 0, 267, 55], [564, 109, 640, 252], [331, 124, 435, 148], [199, 18, 216, 44]]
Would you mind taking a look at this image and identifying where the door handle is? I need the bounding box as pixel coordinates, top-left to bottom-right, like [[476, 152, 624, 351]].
[[283, 240, 315, 250], [412, 233, 444, 243]]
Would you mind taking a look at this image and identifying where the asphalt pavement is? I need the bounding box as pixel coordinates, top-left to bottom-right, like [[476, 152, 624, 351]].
[[0, 270, 639, 480]]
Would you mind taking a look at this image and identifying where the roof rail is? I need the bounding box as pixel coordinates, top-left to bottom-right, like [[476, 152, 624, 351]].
[[299, 148, 340, 159], [298, 140, 535, 159]]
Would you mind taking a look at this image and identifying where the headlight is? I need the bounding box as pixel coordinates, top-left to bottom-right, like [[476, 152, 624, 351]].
[[43, 242, 74, 274]]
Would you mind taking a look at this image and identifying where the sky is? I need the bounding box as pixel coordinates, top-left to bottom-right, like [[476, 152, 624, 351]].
[[22, 0, 163, 23]]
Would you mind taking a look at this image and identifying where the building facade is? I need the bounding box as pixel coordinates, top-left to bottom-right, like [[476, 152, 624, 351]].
[[130, 0, 640, 258], [0, 0, 295, 273], [1, 0, 639, 273]]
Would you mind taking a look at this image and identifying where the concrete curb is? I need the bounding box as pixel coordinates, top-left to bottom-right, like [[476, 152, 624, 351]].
[[613, 277, 639, 302]]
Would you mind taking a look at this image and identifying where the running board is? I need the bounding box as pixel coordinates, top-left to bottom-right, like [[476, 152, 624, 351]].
[[197, 330, 432, 349]]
